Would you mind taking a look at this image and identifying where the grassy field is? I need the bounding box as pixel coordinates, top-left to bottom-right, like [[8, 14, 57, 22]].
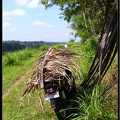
[[2, 44, 60, 120], [2, 42, 118, 120]]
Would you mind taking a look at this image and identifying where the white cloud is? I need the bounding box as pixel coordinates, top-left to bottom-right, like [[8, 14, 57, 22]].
[[15, 0, 29, 5], [15, 0, 43, 9], [3, 9, 27, 17], [27, 0, 39, 8], [47, 24, 54, 28], [10, 28, 16, 31], [3, 22, 11, 27], [3, 11, 10, 17], [11, 9, 27, 16], [33, 21, 55, 28], [33, 21, 45, 26]]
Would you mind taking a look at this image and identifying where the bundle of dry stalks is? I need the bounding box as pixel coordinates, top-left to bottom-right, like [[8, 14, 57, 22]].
[[20, 47, 81, 108]]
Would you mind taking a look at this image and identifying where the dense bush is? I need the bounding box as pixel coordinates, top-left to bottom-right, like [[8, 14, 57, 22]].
[[2, 48, 35, 66]]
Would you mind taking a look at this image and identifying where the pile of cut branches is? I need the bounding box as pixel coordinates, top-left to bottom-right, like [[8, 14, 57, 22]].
[[20, 47, 79, 101]]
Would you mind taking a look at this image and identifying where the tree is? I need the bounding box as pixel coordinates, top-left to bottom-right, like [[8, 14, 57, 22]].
[[40, 0, 117, 43]]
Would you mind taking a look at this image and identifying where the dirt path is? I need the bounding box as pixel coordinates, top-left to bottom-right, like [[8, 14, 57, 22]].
[[3, 62, 39, 100]]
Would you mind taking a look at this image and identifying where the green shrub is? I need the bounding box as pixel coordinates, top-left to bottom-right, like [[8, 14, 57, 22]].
[[2, 48, 36, 66], [69, 86, 102, 120], [16, 48, 34, 61], [39, 44, 50, 51], [3, 52, 18, 66], [52, 43, 64, 50], [68, 85, 117, 120]]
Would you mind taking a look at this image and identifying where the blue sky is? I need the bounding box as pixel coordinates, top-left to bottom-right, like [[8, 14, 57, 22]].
[[2, 0, 80, 42]]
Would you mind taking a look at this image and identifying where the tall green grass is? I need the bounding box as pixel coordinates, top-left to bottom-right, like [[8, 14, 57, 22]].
[[2, 48, 35, 66], [68, 86, 102, 120], [67, 85, 117, 120], [38, 44, 50, 51], [2, 48, 44, 93]]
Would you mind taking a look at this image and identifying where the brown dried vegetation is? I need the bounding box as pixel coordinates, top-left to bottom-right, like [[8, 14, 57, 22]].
[[20, 47, 79, 101]]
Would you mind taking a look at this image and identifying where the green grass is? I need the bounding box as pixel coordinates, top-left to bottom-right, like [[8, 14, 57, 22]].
[[68, 86, 102, 120], [66, 85, 117, 120], [2, 42, 118, 120], [2, 48, 41, 93], [2, 48, 35, 66], [67, 41, 96, 82], [2, 45, 59, 120], [2, 69, 58, 120]]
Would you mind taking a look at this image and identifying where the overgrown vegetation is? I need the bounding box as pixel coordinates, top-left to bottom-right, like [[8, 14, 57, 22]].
[[2, 45, 50, 93], [66, 85, 117, 120], [2, 41, 118, 120]]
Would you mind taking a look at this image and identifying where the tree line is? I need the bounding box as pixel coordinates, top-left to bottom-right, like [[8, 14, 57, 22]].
[[2, 40, 63, 54]]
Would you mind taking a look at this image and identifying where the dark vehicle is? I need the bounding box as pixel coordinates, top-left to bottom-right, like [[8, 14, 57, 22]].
[[44, 68, 76, 120]]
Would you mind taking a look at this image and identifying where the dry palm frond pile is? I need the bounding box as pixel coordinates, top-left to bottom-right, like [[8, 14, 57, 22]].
[[20, 47, 80, 101]]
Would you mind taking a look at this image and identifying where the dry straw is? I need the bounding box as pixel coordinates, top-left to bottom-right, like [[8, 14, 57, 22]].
[[20, 47, 81, 116]]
